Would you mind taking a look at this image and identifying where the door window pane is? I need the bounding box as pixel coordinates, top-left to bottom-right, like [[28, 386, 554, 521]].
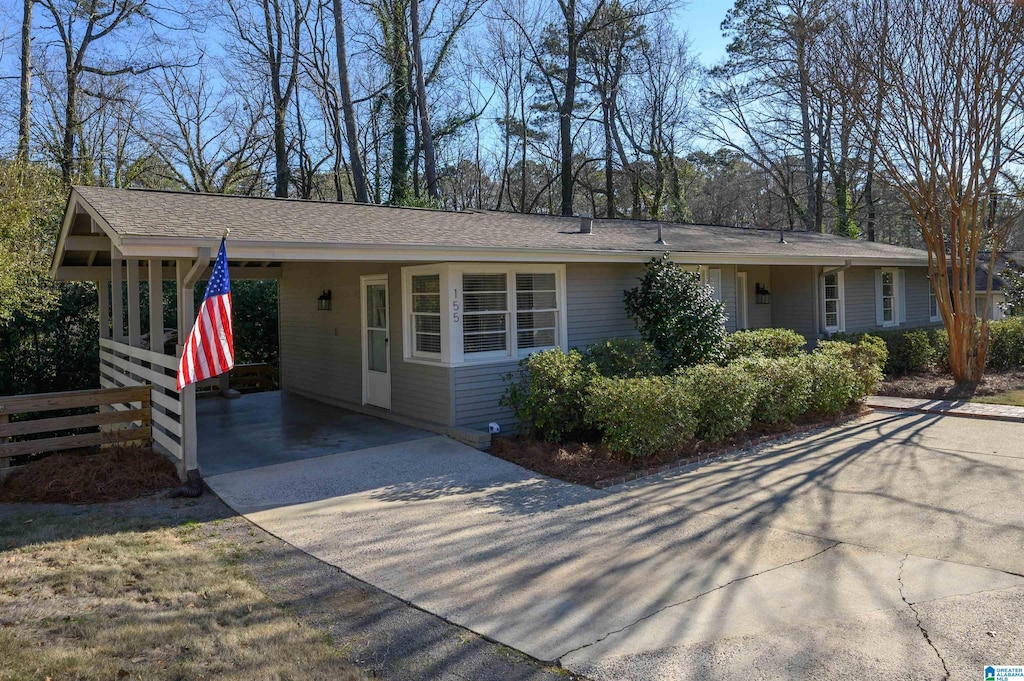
[[368, 329, 387, 372], [367, 285, 387, 328]]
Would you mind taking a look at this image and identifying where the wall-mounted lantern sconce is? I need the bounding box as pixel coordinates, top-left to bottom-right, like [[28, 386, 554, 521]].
[[755, 282, 771, 305], [317, 289, 333, 311]]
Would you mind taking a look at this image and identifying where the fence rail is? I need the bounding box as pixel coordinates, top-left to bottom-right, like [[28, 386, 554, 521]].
[[0, 385, 152, 477], [99, 338, 183, 465]]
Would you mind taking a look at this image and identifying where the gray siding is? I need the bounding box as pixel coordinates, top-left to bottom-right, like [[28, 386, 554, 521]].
[[565, 263, 643, 348], [279, 262, 451, 427], [452, 361, 518, 431], [771, 266, 818, 339], [842, 265, 935, 334], [717, 264, 738, 333], [737, 265, 773, 329]]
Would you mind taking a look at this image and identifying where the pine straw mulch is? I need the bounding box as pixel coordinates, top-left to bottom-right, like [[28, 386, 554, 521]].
[[0, 445, 181, 504], [876, 368, 1024, 401], [490, 409, 866, 488]]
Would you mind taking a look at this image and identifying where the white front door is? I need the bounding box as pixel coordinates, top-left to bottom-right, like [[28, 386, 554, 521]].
[[736, 271, 749, 330], [361, 275, 391, 410]]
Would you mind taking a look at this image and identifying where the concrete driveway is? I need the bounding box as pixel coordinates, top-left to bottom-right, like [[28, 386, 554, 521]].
[[206, 412, 1024, 680]]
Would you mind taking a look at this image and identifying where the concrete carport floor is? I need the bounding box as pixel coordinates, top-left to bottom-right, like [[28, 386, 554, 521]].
[[197, 391, 434, 476], [205, 411, 1024, 680]]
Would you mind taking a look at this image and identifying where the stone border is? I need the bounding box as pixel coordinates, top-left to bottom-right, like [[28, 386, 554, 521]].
[[591, 409, 872, 489]]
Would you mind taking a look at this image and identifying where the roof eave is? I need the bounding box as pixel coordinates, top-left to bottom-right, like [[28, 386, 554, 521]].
[[110, 235, 929, 267]]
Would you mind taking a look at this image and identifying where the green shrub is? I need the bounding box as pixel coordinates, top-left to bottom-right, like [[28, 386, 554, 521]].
[[586, 377, 697, 458], [675, 363, 757, 442], [929, 328, 950, 372], [802, 351, 859, 415], [733, 356, 812, 425], [722, 328, 806, 362], [816, 338, 886, 400], [832, 329, 936, 375], [583, 338, 664, 378], [988, 317, 1024, 370], [500, 348, 597, 442], [624, 254, 727, 369]]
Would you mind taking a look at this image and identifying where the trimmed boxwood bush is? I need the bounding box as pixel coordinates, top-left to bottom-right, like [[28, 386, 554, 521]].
[[733, 356, 813, 425], [501, 348, 597, 441], [586, 376, 698, 458], [988, 317, 1024, 370], [816, 337, 887, 400], [675, 363, 758, 442], [929, 328, 950, 372], [832, 329, 936, 375], [583, 338, 664, 378], [802, 350, 859, 414], [722, 328, 806, 362]]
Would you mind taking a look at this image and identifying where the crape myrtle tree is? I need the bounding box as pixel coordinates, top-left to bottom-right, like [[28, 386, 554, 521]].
[[846, 0, 1024, 385]]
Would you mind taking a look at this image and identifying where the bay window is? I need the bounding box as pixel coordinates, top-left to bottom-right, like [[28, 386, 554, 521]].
[[411, 274, 441, 356], [402, 264, 566, 366], [463, 273, 509, 355]]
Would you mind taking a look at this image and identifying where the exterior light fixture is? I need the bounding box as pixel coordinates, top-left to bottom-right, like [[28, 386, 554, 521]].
[[317, 289, 333, 311], [755, 283, 771, 305]]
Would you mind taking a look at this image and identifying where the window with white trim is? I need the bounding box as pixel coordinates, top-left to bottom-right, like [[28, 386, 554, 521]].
[[880, 269, 897, 326], [401, 263, 566, 366], [515, 272, 558, 351], [929, 284, 941, 322], [823, 271, 845, 332], [411, 274, 441, 356], [462, 273, 509, 355]]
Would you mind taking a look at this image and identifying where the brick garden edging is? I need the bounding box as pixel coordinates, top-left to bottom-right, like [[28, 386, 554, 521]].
[[591, 409, 873, 490]]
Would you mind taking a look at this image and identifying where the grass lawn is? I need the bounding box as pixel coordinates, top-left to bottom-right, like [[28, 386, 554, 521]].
[[972, 390, 1024, 407], [0, 497, 365, 681]]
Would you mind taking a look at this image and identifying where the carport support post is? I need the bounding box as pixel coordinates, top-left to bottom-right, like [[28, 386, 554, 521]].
[[148, 259, 163, 353], [127, 259, 142, 347], [111, 253, 125, 342], [176, 250, 210, 478]]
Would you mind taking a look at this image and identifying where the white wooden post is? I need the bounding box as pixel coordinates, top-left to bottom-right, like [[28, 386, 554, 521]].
[[111, 254, 125, 343], [148, 259, 163, 353], [98, 280, 111, 341], [177, 258, 198, 474], [127, 259, 142, 347]]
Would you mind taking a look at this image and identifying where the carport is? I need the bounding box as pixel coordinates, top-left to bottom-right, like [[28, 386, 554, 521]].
[[197, 391, 434, 476]]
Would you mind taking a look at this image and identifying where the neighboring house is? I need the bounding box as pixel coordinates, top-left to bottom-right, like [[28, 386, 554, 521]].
[[51, 186, 937, 475]]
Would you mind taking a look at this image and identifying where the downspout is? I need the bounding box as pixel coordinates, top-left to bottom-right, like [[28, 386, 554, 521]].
[[818, 260, 853, 337]]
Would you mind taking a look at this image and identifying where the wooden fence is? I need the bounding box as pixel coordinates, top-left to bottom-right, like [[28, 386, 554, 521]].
[[99, 338, 183, 466], [0, 385, 152, 477]]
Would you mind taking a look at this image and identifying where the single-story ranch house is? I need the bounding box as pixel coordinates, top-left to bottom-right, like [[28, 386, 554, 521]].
[[52, 186, 945, 477]]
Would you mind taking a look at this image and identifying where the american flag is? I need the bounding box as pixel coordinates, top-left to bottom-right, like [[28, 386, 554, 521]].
[[177, 239, 234, 391]]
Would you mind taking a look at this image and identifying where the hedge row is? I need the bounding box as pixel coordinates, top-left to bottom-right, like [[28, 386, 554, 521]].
[[502, 337, 885, 459], [833, 317, 1024, 374]]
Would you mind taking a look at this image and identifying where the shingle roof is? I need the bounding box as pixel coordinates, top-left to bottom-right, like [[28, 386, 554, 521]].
[[72, 186, 929, 262]]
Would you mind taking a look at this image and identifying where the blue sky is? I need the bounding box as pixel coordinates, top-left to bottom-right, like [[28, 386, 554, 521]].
[[675, 0, 733, 66]]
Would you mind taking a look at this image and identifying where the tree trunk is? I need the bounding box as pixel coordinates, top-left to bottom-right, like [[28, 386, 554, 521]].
[[410, 0, 438, 200], [603, 100, 615, 218], [62, 61, 76, 184], [387, 0, 410, 205], [557, 0, 578, 217], [18, 0, 32, 161], [332, 0, 369, 202]]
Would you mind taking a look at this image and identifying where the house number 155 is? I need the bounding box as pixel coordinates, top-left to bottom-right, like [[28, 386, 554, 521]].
[[452, 287, 460, 323]]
